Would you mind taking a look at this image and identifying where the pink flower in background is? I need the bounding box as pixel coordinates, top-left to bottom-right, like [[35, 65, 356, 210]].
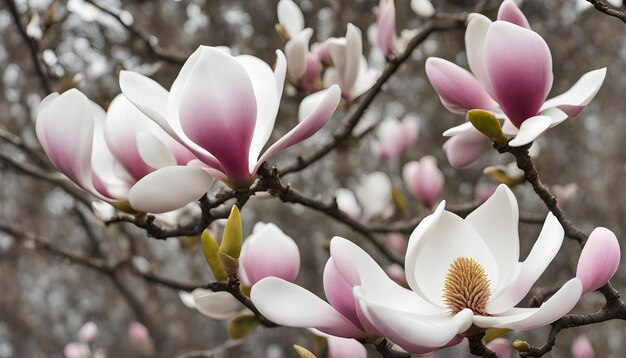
[[36, 90, 213, 213], [372, 115, 419, 161], [442, 129, 492, 168], [375, 0, 397, 57], [571, 335, 594, 358], [64, 343, 90, 358], [311, 330, 367, 358], [576, 227, 620, 294], [120, 46, 341, 189], [184, 223, 300, 320], [129, 322, 150, 344], [402, 156, 444, 209], [426, 0, 606, 149], [335, 172, 394, 221]]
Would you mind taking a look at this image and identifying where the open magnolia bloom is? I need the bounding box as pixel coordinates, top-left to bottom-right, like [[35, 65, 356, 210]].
[[36, 89, 213, 213], [336, 171, 394, 221], [120, 46, 341, 189], [323, 23, 380, 101], [352, 185, 589, 352], [426, 0, 606, 148]]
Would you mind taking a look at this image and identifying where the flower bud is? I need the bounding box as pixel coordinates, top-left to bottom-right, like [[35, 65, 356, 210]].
[[511, 339, 530, 352], [201, 229, 228, 281], [468, 109, 507, 144], [402, 156, 444, 209], [240, 223, 300, 286], [219, 206, 243, 276], [571, 335, 594, 358], [228, 314, 259, 339], [294, 345, 317, 358], [576, 227, 620, 294]]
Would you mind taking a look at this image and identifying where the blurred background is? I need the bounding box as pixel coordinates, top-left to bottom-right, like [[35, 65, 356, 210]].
[[1, 0, 625, 356]]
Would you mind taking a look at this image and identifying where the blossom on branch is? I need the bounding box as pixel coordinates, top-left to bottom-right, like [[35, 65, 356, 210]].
[[425, 0, 606, 166], [120, 46, 341, 189], [36, 90, 213, 213]]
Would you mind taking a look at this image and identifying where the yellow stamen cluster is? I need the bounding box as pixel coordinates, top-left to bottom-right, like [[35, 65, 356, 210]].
[[442, 257, 491, 316]]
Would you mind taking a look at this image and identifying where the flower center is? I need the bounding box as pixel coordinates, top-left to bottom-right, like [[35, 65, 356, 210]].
[[442, 257, 491, 316]]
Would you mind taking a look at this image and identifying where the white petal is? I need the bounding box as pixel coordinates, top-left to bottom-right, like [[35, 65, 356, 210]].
[[508, 115, 551, 147], [119, 71, 172, 136], [540, 107, 568, 127], [285, 28, 313, 81], [356, 291, 473, 349], [465, 14, 493, 93], [128, 166, 213, 213], [136, 132, 177, 170], [335, 188, 362, 220], [194, 290, 243, 320], [330, 237, 443, 315], [405, 203, 499, 306], [298, 89, 327, 122], [540, 68, 607, 117], [237, 51, 285, 171], [277, 0, 305, 38], [487, 213, 564, 313], [465, 185, 520, 295], [251, 277, 365, 337], [355, 172, 392, 219], [476, 278, 582, 330], [442, 121, 474, 137]]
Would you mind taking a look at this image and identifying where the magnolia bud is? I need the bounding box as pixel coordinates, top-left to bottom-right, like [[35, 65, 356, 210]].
[[294, 345, 317, 358], [201, 229, 228, 281], [468, 109, 507, 144], [511, 339, 530, 352], [486, 338, 511, 358], [219, 206, 243, 276], [577, 227, 620, 294], [228, 314, 259, 339], [571, 335, 594, 358]]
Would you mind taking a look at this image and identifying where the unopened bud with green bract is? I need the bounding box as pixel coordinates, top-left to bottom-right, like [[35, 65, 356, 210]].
[[468, 109, 507, 144], [201, 230, 228, 281], [228, 314, 258, 339], [219, 205, 243, 276], [512, 339, 530, 352]]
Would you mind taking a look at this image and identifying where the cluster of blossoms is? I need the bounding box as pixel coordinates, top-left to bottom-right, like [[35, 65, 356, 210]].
[[33, 0, 621, 357]]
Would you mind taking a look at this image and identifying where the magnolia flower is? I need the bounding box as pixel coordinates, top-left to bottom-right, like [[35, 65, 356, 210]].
[[411, 0, 435, 18], [129, 322, 150, 343], [402, 156, 444, 209], [36, 90, 212, 213], [64, 343, 90, 358], [375, 0, 397, 57], [120, 46, 341, 189], [184, 223, 300, 320], [351, 185, 590, 352], [571, 335, 594, 358], [576, 227, 620, 294], [276, 0, 322, 91], [426, 0, 606, 148], [78, 321, 98, 343], [323, 24, 379, 100], [336, 172, 394, 221], [371, 115, 419, 161]]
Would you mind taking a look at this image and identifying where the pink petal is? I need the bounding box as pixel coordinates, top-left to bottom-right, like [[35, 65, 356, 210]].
[[425, 58, 498, 113], [484, 21, 553, 127], [540, 68, 607, 118], [326, 335, 367, 358], [241, 223, 300, 286], [576, 227, 620, 294], [324, 258, 363, 329], [486, 338, 511, 358], [442, 130, 491, 168], [375, 0, 397, 57], [497, 0, 531, 29], [178, 47, 257, 185], [255, 85, 340, 171], [571, 335, 594, 358]]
